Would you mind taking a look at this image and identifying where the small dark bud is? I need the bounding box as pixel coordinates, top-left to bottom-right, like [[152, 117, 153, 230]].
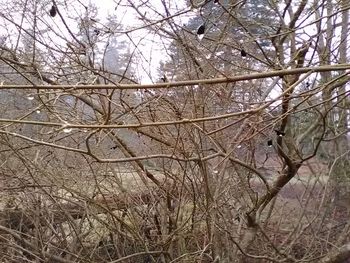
[[274, 129, 285, 137], [49, 5, 57, 17], [111, 145, 118, 150], [161, 75, 168, 82], [214, 0, 219, 3], [197, 24, 205, 35], [267, 139, 273, 147], [94, 29, 100, 35], [241, 49, 247, 57]]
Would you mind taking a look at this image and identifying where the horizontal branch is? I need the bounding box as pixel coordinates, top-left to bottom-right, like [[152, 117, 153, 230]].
[[0, 110, 256, 128], [0, 64, 350, 90]]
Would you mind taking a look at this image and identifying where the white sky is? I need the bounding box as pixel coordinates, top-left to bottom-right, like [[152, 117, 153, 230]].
[[89, 0, 192, 83], [1, 1, 344, 88], [0, 0, 194, 84]]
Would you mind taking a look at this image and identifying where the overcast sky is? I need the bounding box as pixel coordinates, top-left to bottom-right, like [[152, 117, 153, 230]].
[[90, 0, 192, 83]]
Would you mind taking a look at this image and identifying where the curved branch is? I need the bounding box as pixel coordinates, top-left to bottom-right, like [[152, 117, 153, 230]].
[[0, 64, 349, 90]]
